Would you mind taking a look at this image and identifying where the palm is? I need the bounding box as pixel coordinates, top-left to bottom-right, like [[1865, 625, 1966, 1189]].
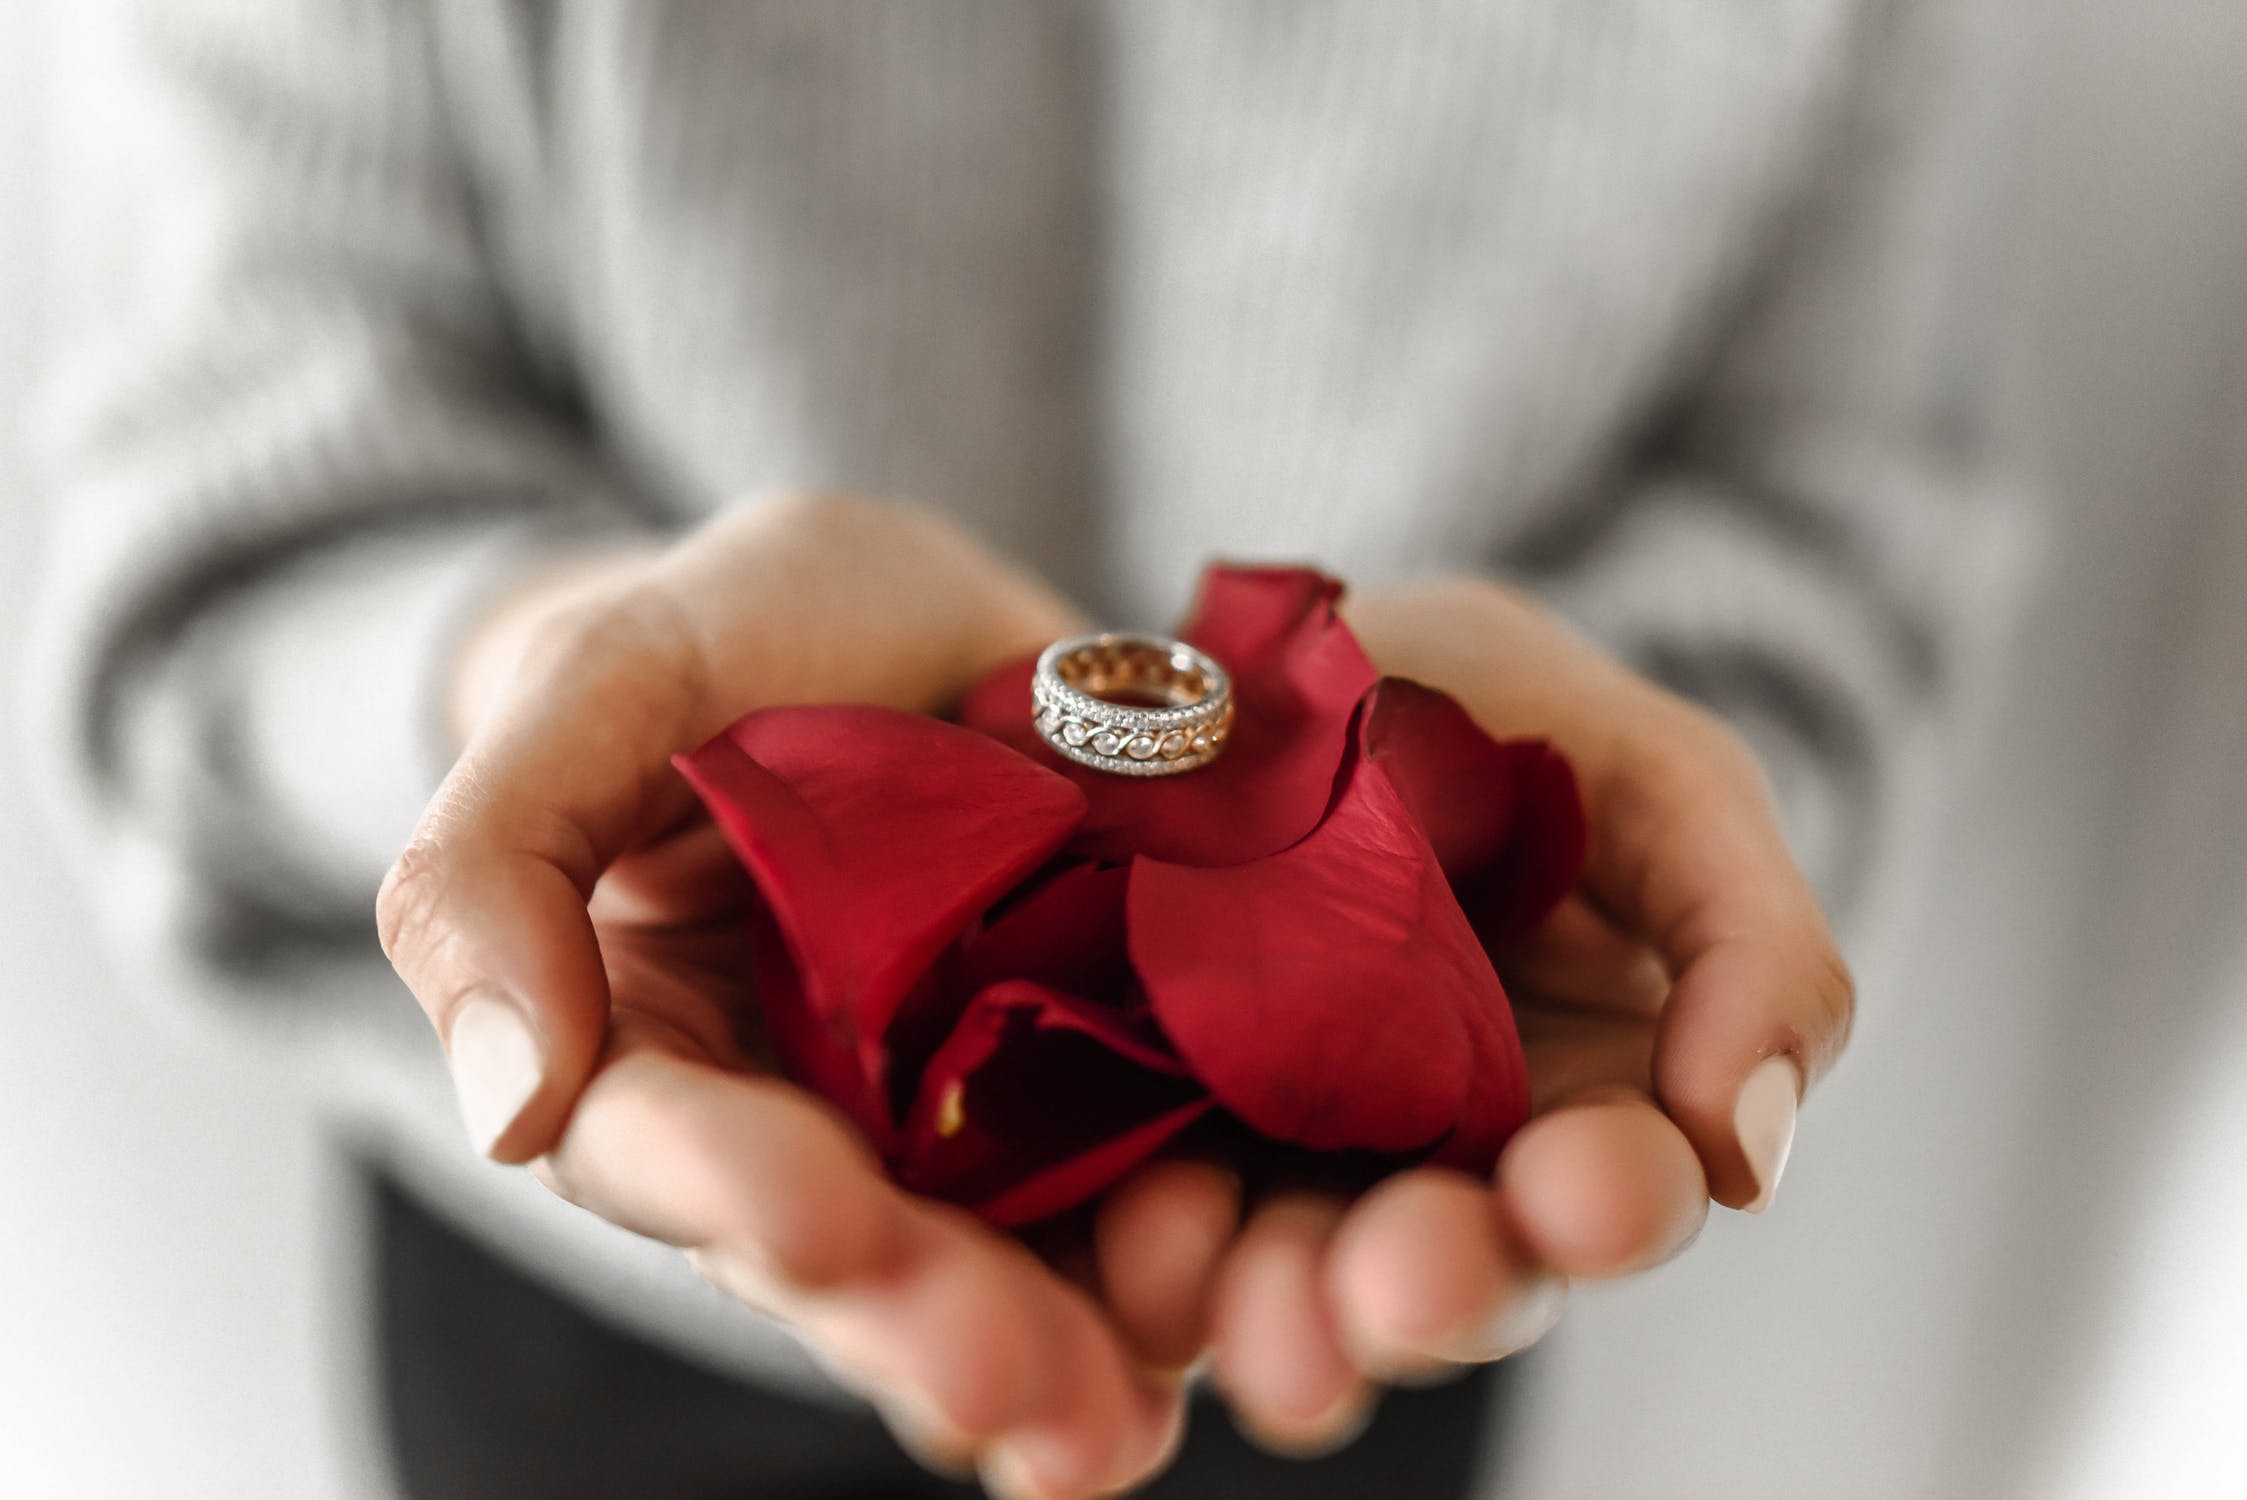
[[1515, 993, 1657, 1117], [589, 812, 767, 1072], [1489, 893, 1669, 1116]]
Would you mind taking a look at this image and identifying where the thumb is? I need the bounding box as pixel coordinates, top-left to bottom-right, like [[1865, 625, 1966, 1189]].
[[379, 583, 705, 1161], [651, 492, 1088, 717], [382, 493, 1084, 1160]]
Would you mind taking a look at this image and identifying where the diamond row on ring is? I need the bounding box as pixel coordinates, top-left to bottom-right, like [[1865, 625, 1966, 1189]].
[[1031, 689, 1234, 776]]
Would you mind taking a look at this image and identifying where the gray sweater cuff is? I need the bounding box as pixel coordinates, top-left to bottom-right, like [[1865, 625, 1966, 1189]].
[[120, 520, 583, 919]]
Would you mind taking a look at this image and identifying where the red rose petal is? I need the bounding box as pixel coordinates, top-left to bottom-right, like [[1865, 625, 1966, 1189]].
[[882, 861, 1150, 1105], [740, 907, 893, 1144], [1360, 678, 1524, 876], [673, 707, 1086, 1116], [1172, 565, 1349, 674], [974, 1101, 1213, 1228], [1361, 679, 1588, 940], [957, 565, 1379, 867], [954, 653, 1044, 759], [897, 980, 1209, 1227], [1455, 739, 1586, 944], [1128, 729, 1532, 1164], [958, 862, 1137, 1008]]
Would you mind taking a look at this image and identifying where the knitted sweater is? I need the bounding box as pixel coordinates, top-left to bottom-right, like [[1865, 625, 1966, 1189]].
[[26, 0, 2016, 1390]]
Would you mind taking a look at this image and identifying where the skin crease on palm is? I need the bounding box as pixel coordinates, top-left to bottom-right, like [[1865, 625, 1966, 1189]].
[[376, 493, 1852, 1500]]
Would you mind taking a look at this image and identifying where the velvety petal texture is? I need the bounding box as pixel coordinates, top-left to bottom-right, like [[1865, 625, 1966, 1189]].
[[676, 565, 1587, 1224], [673, 707, 1085, 1139], [1127, 722, 1530, 1163], [1359, 678, 1588, 942]]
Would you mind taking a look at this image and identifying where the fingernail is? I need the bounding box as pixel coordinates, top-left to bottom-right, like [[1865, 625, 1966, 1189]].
[[1253, 1385, 1378, 1459], [1735, 1055, 1802, 1213], [979, 1443, 1054, 1500], [447, 994, 542, 1156], [1449, 1273, 1568, 1363], [880, 1397, 978, 1481]]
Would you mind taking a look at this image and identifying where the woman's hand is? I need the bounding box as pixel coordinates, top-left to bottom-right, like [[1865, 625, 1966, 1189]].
[[377, 494, 1184, 1499], [1083, 575, 1854, 1451]]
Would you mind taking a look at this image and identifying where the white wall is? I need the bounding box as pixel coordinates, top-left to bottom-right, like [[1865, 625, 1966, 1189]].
[[1505, 3, 2247, 1495], [2, 2, 2243, 1498], [0, 9, 366, 1499]]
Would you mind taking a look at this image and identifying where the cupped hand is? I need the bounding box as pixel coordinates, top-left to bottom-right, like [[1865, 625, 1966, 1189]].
[[377, 494, 1183, 1499], [1081, 575, 1854, 1452]]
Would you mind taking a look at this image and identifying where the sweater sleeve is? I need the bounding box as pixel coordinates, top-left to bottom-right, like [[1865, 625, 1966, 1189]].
[[1508, 0, 2029, 917], [19, 3, 846, 1398], [26, 0, 664, 1002]]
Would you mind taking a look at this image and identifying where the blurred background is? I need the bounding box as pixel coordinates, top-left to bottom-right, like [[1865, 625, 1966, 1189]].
[[4, 2, 2244, 1496]]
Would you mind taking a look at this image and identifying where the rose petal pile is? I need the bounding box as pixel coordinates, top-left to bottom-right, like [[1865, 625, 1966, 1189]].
[[674, 566, 1587, 1227]]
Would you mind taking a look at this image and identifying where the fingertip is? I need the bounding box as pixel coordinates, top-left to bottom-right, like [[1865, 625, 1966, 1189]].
[[1326, 1168, 1564, 1379], [953, 1253, 1187, 1499], [1647, 918, 1845, 1207], [1733, 1054, 1802, 1214], [1579, 695, 1849, 1210], [1237, 1385, 1379, 1463], [1327, 1171, 1493, 1373], [393, 849, 613, 1162], [1094, 1160, 1241, 1369], [1210, 1195, 1369, 1455], [1653, 963, 1816, 1209], [444, 992, 549, 1161], [830, 1199, 1181, 1497], [544, 1046, 904, 1295], [875, 1395, 980, 1481], [983, 1379, 1186, 1500], [1139, 1388, 1192, 1482], [701, 1080, 910, 1291], [1499, 1096, 1707, 1275], [821, 1210, 1057, 1443]]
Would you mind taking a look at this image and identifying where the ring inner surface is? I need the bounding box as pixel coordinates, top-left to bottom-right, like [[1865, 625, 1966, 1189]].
[[1057, 642, 1209, 709]]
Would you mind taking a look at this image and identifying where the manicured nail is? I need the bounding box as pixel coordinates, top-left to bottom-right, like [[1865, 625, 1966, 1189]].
[[1736, 1055, 1803, 1213], [446, 994, 542, 1156], [1451, 1273, 1568, 1363]]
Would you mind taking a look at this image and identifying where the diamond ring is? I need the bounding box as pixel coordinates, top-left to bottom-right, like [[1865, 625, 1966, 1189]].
[[1031, 632, 1234, 777]]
